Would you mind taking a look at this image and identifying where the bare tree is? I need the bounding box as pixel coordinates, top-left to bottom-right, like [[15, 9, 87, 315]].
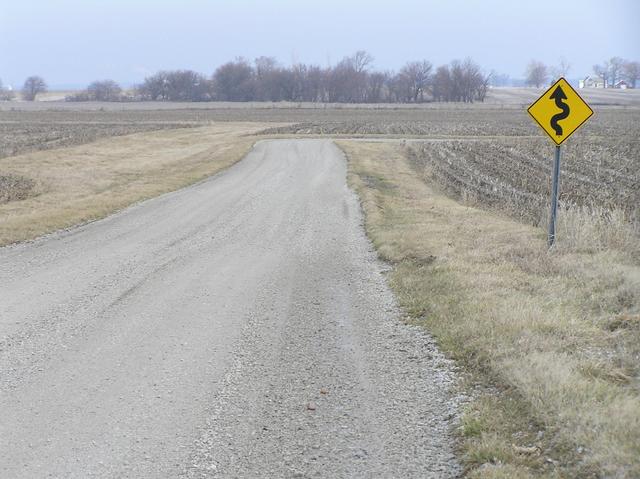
[[623, 60, 640, 88], [350, 50, 374, 74], [301, 65, 326, 102], [593, 63, 608, 86], [87, 80, 122, 101], [431, 65, 452, 101], [255, 56, 278, 78], [327, 55, 365, 102], [397, 60, 432, 102], [607, 57, 625, 86], [290, 63, 328, 102], [165, 70, 210, 101], [474, 69, 492, 102], [549, 57, 571, 81], [254, 57, 286, 101], [525, 61, 548, 88], [137, 71, 169, 100], [476, 75, 490, 102], [137, 70, 210, 101], [325, 60, 350, 102], [430, 59, 488, 103], [22, 76, 47, 101], [460, 58, 485, 102], [366, 71, 389, 102], [212, 59, 255, 101]]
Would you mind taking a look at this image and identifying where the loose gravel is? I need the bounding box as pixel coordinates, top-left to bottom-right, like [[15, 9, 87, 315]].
[[0, 139, 461, 478]]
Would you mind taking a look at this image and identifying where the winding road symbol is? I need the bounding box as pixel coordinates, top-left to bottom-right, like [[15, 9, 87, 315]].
[[527, 77, 593, 146], [549, 86, 570, 136]]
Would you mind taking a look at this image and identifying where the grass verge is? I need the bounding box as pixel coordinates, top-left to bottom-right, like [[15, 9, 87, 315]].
[[0, 123, 273, 246], [339, 140, 640, 478]]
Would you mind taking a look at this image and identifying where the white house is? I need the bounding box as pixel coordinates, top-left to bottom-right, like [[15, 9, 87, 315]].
[[579, 76, 607, 88]]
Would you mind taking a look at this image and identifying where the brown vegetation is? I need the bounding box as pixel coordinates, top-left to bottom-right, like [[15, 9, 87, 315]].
[[0, 173, 37, 203], [66, 80, 125, 102], [21, 76, 47, 101], [0, 123, 274, 246], [341, 140, 640, 478]]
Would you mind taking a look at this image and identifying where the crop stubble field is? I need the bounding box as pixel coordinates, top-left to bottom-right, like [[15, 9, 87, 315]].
[[406, 134, 639, 228], [1, 94, 639, 478]]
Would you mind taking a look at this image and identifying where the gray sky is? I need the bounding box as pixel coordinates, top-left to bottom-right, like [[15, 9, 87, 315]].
[[1, 0, 639, 88]]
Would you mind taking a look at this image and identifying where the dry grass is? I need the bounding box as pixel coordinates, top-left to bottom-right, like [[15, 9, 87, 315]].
[[340, 140, 640, 478], [0, 173, 37, 203], [556, 206, 640, 256], [0, 123, 274, 245]]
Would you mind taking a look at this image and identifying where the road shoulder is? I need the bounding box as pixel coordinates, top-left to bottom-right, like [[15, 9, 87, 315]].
[[339, 140, 640, 478]]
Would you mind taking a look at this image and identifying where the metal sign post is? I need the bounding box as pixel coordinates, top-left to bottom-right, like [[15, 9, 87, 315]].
[[527, 77, 593, 248], [548, 145, 561, 247]]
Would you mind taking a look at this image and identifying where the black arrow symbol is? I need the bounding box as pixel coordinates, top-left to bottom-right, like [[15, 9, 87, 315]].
[[549, 86, 570, 136]]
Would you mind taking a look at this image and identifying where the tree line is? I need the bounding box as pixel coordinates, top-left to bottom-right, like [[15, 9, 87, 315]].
[[3, 53, 638, 103], [75, 52, 491, 103], [524, 57, 640, 88]]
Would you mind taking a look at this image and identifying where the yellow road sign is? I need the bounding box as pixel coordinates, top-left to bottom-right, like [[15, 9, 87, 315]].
[[527, 77, 594, 145]]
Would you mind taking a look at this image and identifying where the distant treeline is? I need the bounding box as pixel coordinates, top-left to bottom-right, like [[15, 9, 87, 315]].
[[68, 52, 491, 103], [3, 53, 638, 103]]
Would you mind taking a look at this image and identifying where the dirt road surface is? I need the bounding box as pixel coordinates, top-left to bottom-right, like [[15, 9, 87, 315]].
[[0, 140, 460, 478]]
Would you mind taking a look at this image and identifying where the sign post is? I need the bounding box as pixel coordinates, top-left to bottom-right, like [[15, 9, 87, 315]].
[[548, 145, 561, 246], [527, 77, 594, 247]]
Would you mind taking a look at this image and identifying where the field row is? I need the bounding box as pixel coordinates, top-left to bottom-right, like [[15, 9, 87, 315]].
[[261, 108, 638, 138], [1, 107, 637, 161], [0, 122, 196, 159], [405, 136, 640, 228]]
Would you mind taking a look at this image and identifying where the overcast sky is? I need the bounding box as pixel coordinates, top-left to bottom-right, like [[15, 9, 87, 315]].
[[1, 0, 639, 88]]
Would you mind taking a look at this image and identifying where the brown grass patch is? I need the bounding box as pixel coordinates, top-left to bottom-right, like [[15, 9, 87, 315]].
[[340, 140, 640, 478], [0, 123, 275, 245]]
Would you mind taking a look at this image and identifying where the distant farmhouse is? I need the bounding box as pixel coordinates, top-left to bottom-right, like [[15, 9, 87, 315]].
[[579, 76, 607, 88], [579, 76, 632, 89]]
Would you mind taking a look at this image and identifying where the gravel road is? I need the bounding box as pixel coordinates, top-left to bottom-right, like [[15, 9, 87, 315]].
[[0, 139, 460, 478]]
